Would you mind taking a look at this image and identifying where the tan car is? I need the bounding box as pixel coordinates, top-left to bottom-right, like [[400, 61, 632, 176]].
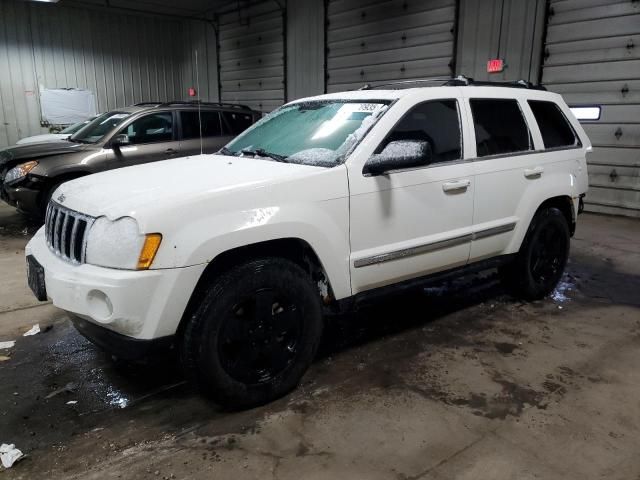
[[0, 101, 260, 217]]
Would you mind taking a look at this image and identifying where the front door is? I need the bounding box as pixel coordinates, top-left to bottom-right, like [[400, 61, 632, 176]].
[[348, 96, 475, 294], [105, 111, 179, 169]]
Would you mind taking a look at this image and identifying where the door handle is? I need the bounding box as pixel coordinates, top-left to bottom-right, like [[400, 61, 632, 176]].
[[165, 148, 178, 155], [524, 166, 544, 178], [442, 179, 471, 193]]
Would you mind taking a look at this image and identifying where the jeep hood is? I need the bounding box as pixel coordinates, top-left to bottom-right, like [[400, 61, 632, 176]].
[[55, 154, 328, 219]]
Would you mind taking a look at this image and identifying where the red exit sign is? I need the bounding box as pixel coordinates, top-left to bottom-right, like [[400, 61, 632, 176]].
[[487, 59, 504, 73]]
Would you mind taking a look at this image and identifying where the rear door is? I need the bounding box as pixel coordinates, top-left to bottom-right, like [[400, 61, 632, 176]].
[[179, 110, 230, 155], [463, 92, 539, 262]]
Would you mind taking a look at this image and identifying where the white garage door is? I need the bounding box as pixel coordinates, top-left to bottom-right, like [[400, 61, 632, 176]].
[[218, 2, 285, 113], [541, 0, 640, 217], [326, 0, 457, 93]]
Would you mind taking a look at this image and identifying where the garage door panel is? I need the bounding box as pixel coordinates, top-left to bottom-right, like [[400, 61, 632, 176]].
[[545, 14, 640, 44], [551, 0, 635, 13], [329, 1, 454, 31], [328, 41, 453, 70], [327, 0, 455, 91], [544, 35, 640, 66], [584, 186, 640, 216], [586, 147, 640, 168], [589, 172, 640, 191], [550, 80, 640, 104], [218, 3, 284, 113], [221, 67, 283, 82], [220, 41, 284, 63], [328, 0, 452, 16], [550, 2, 640, 25], [328, 57, 452, 87], [328, 24, 452, 57], [582, 124, 640, 148], [221, 89, 284, 101], [543, 59, 640, 84]]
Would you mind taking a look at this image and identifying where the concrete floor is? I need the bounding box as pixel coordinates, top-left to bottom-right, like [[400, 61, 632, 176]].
[[0, 202, 639, 480]]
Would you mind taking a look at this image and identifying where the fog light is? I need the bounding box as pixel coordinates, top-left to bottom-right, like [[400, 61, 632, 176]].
[[87, 290, 113, 322]]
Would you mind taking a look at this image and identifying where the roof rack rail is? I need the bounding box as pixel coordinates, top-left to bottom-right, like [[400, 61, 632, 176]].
[[131, 101, 255, 110], [358, 75, 546, 91], [132, 102, 163, 106], [158, 100, 254, 110]]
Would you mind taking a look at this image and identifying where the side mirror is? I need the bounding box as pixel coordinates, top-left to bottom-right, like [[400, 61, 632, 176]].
[[111, 134, 130, 149], [364, 140, 432, 176]]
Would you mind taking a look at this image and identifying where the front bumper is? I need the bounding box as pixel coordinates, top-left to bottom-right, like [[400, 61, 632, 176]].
[[1, 182, 41, 215], [26, 227, 207, 343]]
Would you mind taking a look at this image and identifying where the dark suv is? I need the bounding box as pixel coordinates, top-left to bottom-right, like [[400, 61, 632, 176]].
[[0, 101, 260, 217]]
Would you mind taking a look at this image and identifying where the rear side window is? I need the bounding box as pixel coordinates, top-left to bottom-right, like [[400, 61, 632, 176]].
[[181, 111, 222, 139], [222, 111, 254, 135], [528, 100, 579, 149], [470, 99, 531, 157], [377, 99, 462, 163]]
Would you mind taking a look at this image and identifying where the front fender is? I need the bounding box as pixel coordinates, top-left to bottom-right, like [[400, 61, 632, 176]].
[[149, 183, 352, 300]]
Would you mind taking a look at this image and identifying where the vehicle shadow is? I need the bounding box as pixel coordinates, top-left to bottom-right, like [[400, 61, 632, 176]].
[[319, 270, 506, 359]]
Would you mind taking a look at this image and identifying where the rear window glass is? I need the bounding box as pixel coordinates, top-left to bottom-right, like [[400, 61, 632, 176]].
[[470, 99, 532, 157], [222, 111, 254, 135], [529, 100, 579, 149], [181, 111, 222, 139]]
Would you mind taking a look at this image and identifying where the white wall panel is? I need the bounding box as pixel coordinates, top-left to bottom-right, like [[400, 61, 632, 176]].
[[0, 0, 212, 148]]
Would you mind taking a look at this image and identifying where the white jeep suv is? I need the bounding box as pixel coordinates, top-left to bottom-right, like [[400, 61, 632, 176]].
[[25, 78, 590, 408]]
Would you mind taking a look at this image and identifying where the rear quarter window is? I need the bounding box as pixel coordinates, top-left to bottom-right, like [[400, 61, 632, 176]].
[[528, 100, 580, 149]]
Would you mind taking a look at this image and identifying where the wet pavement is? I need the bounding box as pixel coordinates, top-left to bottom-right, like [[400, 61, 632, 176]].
[[1, 202, 639, 479]]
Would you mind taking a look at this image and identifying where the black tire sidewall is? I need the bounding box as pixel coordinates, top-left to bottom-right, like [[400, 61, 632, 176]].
[[517, 208, 570, 300], [182, 257, 323, 409]]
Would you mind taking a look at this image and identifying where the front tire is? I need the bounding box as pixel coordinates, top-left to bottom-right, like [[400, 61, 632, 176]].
[[500, 207, 570, 300], [181, 257, 323, 409]]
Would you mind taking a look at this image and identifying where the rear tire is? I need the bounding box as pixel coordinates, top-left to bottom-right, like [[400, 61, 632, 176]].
[[181, 257, 323, 409], [500, 207, 570, 300]]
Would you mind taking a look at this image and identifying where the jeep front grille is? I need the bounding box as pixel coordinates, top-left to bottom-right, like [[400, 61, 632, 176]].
[[45, 202, 95, 264]]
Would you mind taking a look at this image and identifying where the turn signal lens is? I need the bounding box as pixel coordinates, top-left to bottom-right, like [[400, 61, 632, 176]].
[[137, 233, 162, 270]]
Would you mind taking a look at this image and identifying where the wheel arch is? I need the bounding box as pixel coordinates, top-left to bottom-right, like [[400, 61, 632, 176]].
[[175, 237, 337, 340]]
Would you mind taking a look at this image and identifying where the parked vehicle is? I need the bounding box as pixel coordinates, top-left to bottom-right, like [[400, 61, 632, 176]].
[[25, 77, 589, 408], [0, 102, 260, 217], [15, 116, 99, 145]]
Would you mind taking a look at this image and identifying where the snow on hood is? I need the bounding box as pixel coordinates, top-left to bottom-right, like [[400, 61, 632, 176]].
[[55, 154, 326, 219]]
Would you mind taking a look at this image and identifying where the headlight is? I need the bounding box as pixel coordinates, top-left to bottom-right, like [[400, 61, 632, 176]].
[[4, 161, 38, 184], [85, 216, 162, 270]]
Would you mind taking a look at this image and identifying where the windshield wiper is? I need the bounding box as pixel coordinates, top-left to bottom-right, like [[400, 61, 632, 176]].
[[217, 146, 235, 156], [240, 148, 288, 163]]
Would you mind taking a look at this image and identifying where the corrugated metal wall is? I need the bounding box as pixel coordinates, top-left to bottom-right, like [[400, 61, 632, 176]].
[[456, 0, 546, 82], [286, 0, 324, 101], [218, 1, 286, 113], [326, 0, 457, 92], [541, 0, 640, 217], [0, 0, 207, 148]]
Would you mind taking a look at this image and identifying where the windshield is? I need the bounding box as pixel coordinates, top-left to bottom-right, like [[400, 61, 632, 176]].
[[69, 112, 132, 144], [60, 117, 96, 135], [223, 100, 390, 167]]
